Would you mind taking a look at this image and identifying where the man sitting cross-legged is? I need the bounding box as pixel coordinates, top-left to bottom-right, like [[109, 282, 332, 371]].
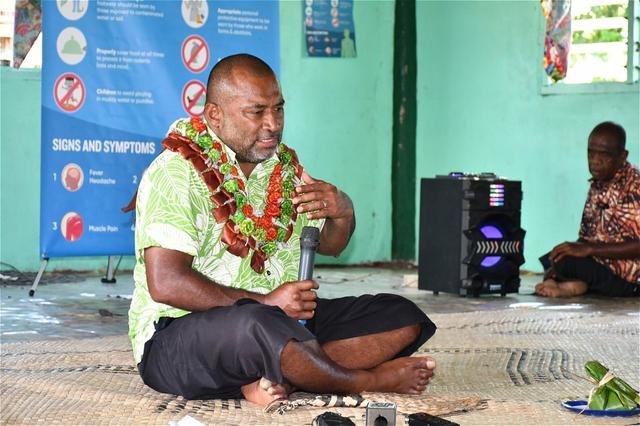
[[128, 54, 437, 405]]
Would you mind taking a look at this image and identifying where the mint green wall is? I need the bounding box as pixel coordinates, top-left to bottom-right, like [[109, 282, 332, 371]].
[[416, 0, 639, 272], [280, 0, 395, 265], [0, 1, 395, 271], [1, 69, 45, 270]]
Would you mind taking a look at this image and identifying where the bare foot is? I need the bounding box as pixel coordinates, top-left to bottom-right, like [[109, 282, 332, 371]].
[[535, 279, 559, 297], [241, 378, 291, 406], [369, 356, 436, 395], [535, 279, 588, 298]]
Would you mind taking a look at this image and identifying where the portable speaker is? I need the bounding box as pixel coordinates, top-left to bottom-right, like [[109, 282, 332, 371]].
[[418, 174, 525, 297]]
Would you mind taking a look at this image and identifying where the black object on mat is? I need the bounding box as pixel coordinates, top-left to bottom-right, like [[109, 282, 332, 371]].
[[312, 411, 356, 426], [406, 412, 460, 426]]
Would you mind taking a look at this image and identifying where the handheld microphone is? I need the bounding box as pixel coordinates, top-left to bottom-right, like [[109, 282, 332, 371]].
[[298, 226, 320, 325]]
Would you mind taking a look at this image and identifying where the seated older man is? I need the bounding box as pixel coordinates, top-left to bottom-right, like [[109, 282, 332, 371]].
[[536, 122, 640, 298]]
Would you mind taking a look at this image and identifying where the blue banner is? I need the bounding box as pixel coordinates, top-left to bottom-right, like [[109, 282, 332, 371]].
[[41, 0, 280, 257], [304, 0, 355, 58]]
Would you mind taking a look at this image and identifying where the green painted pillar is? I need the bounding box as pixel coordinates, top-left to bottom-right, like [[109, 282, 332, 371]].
[[392, 0, 417, 261]]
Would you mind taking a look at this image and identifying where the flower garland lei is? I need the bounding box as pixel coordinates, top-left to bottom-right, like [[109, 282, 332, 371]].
[[161, 117, 303, 274]]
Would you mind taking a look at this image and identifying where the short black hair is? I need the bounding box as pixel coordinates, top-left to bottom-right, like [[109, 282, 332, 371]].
[[205, 54, 275, 104], [589, 121, 626, 152]]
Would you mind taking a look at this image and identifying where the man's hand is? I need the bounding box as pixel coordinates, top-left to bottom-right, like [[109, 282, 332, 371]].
[[264, 280, 319, 319], [293, 171, 355, 256], [551, 240, 640, 263], [550, 241, 593, 263], [293, 171, 353, 221]]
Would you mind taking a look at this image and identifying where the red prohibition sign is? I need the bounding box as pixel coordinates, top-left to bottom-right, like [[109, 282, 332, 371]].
[[53, 73, 85, 112], [181, 35, 209, 73], [182, 80, 206, 116]]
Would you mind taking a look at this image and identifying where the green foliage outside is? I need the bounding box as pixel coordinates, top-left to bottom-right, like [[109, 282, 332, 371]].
[[573, 4, 627, 44], [575, 4, 626, 20], [573, 28, 623, 43]]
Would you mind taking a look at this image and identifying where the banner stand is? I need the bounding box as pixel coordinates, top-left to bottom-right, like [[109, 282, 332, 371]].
[[29, 258, 49, 297], [29, 255, 122, 297], [100, 255, 121, 284]]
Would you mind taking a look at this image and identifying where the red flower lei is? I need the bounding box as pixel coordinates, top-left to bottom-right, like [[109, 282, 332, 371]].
[[162, 117, 303, 274]]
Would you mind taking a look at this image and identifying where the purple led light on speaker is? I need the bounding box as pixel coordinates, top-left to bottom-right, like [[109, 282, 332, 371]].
[[479, 225, 503, 267], [479, 225, 503, 239], [480, 256, 501, 267]]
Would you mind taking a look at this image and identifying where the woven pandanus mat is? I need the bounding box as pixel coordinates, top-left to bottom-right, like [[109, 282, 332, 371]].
[[1, 308, 638, 425], [0, 335, 483, 425], [421, 309, 640, 425]]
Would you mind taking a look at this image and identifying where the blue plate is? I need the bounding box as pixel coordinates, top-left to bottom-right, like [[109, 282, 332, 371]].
[[562, 400, 640, 417]]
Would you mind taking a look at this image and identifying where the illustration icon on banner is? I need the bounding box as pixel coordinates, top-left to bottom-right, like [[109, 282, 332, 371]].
[[182, 80, 206, 116], [57, 27, 87, 65], [62, 163, 84, 192], [54, 73, 85, 112], [61, 212, 84, 242], [181, 35, 209, 73], [56, 0, 89, 21], [182, 0, 208, 29]]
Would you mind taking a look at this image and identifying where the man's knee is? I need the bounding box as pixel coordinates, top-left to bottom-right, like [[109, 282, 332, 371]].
[[553, 255, 582, 280], [395, 323, 422, 344], [380, 293, 435, 341]]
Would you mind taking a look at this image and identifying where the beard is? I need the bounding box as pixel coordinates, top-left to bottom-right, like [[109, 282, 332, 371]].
[[227, 132, 282, 164], [236, 149, 276, 163]]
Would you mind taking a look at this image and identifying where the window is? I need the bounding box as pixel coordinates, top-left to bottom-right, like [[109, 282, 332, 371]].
[[543, 0, 639, 92], [568, 0, 637, 83]]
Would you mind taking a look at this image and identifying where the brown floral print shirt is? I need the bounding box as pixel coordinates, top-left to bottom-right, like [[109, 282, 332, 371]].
[[579, 162, 640, 284]]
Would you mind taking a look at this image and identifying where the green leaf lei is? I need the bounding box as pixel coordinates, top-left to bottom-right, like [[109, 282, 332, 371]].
[[175, 117, 299, 258]]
